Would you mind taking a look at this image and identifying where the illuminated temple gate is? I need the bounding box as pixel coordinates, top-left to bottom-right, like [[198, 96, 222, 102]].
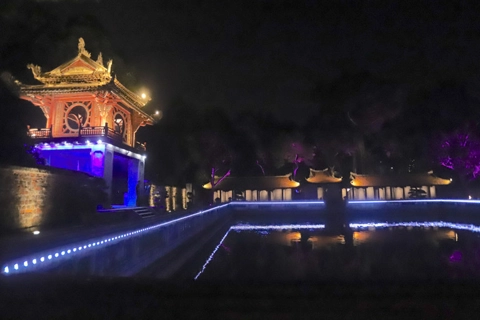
[[15, 38, 155, 206]]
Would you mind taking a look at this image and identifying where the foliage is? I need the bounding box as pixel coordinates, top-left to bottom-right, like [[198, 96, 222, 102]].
[[269, 131, 314, 180], [193, 130, 233, 186], [433, 127, 480, 181], [310, 128, 356, 175], [143, 101, 235, 186]]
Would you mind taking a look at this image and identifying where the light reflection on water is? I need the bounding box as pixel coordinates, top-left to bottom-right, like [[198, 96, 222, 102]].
[[195, 221, 480, 282]]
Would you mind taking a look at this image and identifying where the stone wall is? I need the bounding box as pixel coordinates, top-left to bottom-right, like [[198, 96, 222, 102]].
[[0, 165, 108, 232], [0, 166, 48, 229]]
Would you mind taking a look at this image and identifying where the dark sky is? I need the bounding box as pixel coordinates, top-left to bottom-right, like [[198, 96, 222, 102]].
[[3, 0, 480, 125]]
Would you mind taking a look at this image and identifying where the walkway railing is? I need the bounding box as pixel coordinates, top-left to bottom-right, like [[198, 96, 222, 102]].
[[28, 126, 123, 140], [27, 128, 51, 138]]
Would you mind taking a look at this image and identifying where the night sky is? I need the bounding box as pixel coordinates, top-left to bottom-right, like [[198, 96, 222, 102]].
[[2, 0, 480, 125], [3, 0, 480, 184]]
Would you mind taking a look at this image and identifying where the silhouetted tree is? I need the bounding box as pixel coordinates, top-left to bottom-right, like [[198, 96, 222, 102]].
[[269, 131, 314, 181], [433, 125, 480, 181]]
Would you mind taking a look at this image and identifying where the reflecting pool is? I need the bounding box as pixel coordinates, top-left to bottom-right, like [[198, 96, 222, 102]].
[[195, 221, 480, 282]]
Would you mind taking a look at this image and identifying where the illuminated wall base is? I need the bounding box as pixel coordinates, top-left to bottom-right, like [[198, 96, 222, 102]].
[[34, 141, 146, 206]]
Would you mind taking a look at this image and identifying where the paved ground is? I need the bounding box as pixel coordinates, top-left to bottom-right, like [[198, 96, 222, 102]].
[[0, 208, 193, 264]]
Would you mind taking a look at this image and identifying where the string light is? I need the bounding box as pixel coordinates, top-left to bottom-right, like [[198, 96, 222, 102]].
[[1, 203, 229, 275], [3, 199, 480, 276]]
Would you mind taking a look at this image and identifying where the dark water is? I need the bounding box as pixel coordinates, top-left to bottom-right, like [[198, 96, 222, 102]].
[[195, 222, 480, 282]]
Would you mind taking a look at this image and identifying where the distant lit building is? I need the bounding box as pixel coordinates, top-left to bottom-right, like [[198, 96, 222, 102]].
[[346, 171, 452, 200], [203, 169, 343, 202], [304, 168, 343, 199], [14, 38, 155, 206], [203, 174, 300, 202], [202, 169, 451, 202]]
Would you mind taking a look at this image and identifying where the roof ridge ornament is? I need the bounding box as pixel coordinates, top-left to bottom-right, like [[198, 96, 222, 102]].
[[78, 37, 91, 58], [96, 52, 103, 66], [107, 59, 113, 74], [27, 64, 41, 79]]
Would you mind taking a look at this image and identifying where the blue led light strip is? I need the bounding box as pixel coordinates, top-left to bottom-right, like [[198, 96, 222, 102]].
[[1, 203, 230, 275], [4, 198, 480, 276], [349, 221, 480, 232], [231, 224, 326, 230], [193, 228, 232, 280], [229, 199, 480, 206], [347, 199, 480, 204], [194, 223, 326, 280], [193, 220, 480, 280], [229, 201, 325, 206]]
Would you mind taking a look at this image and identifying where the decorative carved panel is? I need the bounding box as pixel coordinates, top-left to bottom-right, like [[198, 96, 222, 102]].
[[113, 105, 130, 144], [62, 101, 92, 134]]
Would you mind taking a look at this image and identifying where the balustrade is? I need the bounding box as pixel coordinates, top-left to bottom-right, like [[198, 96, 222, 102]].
[[27, 126, 123, 140]]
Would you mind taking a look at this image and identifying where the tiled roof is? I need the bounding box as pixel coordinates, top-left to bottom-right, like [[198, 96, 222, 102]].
[[306, 168, 342, 184], [203, 174, 300, 190], [19, 80, 153, 121], [18, 41, 151, 118], [350, 171, 452, 187]]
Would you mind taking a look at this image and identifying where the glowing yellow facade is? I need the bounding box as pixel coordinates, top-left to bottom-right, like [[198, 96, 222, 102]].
[[17, 38, 154, 149]]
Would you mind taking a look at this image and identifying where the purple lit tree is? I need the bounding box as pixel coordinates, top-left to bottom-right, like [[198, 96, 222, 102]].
[[434, 128, 480, 181], [256, 156, 267, 176], [270, 132, 314, 181], [187, 129, 234, 190], [204, 135, 232, 190], [183, 113, 236, 203]]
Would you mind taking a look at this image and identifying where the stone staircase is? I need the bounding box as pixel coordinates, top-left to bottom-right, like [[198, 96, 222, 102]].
[[133, 207, 156, 219]]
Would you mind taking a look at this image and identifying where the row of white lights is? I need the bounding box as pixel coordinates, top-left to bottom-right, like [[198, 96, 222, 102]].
[[3, 199, 480, 276], [2, 203, 229, 275], [194, 228, 232, 280], [104, 142, 146, 160], [232, 224, 326, 230], [40, 140, 103, 148], [349, 221, 480, 232], [347, 199, 480, 204], [230, 199, 480, 205], [195, 224, 328, 280], [231, 221, 480, 232], [229, 200, 325, 206], [36, 141, 146, 160]]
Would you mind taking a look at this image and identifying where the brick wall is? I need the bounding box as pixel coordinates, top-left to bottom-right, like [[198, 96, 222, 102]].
[[0, 165, 108, 232]]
